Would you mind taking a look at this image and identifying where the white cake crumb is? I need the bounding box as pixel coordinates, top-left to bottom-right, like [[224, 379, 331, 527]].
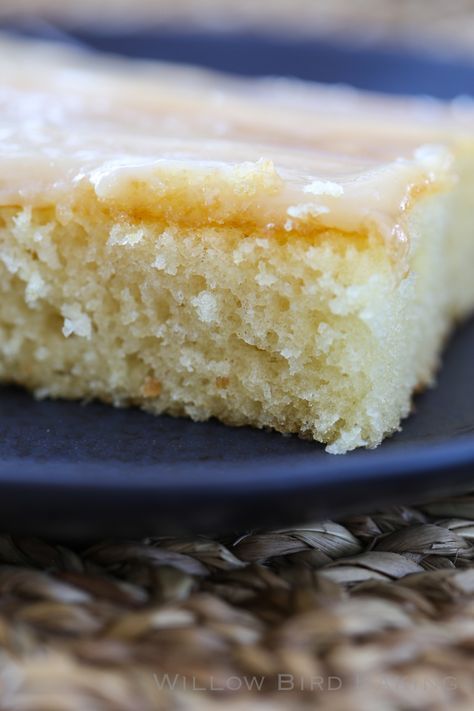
[[62, 304, 92, 339], [192, 291, 218, 323], [25, 272, 48, 305], [108, 224, 145, 246], [256, 269, 277, 286]]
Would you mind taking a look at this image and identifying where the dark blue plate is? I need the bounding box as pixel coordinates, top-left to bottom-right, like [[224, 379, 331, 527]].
[[1, 27, 473, 538]]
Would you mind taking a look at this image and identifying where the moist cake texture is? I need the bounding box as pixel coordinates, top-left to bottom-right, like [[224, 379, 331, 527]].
[[0, 38, 473, 453]]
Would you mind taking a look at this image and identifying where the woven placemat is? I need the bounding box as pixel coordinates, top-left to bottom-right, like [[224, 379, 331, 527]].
[[0, 494, 473, 710]]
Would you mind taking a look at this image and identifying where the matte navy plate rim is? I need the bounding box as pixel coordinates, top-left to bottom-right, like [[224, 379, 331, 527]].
[[1, 433, 474, 492]]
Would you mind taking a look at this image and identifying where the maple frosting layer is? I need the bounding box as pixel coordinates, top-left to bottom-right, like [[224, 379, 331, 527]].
[[0, 36, 461, 242]]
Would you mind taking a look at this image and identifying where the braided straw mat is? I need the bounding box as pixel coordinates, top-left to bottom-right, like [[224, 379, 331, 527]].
[[0, 493, 472, 710]]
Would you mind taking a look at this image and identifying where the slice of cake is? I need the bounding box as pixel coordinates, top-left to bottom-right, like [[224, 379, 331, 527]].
[[0, 38, 473, 453]]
